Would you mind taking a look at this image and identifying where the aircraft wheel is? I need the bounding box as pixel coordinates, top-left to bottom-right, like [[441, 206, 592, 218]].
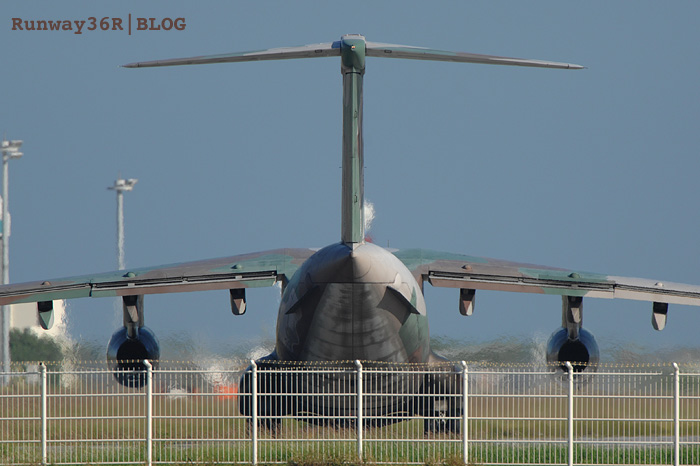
[[423, 397, 461, 434]]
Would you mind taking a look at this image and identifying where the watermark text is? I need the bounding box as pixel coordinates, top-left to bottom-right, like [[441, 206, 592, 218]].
[[11, 15, 186, 35]]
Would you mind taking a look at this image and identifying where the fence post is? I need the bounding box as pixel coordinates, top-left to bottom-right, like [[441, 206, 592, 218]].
[[355, 359, 363, 462], [673, 362, 680, 466], [144, 360, 153, 466], [461, 361, 468, 466], [565, 361, 574, 466], [40, 363, 47, 466], [251, 360, 258, 466]]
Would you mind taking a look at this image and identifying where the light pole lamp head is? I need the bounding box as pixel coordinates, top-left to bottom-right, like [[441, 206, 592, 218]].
[[1, 139, 23, 160], [108, 178, 138, 192]]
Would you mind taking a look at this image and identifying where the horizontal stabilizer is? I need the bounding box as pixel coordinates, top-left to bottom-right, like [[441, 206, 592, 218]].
[[122, 42, 340, 68], [123, 36, 583, 70], [365, 41, 584, 69]]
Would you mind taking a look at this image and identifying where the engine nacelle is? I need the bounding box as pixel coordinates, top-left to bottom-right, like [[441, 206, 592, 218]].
[[106, 326, 160, 388], [546, 327, 599, 373]]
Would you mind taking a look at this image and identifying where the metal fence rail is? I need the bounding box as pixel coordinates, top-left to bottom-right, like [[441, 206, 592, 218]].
[[1, 360, 699, 465]]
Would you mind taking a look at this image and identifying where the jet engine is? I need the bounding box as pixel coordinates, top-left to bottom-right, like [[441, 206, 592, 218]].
[[546, 326, 599, 373], [546, 295, 600, 373], [106, 295, 160, 387]]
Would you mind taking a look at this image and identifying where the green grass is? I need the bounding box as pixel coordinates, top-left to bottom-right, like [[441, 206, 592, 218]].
[[3, 443, 700, 465], [4, 425, 700, 466]]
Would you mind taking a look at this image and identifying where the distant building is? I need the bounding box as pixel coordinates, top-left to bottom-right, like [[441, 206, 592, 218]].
[[10, 303, 38, 330], [0, 195, 43, 331], [2, 201, 36, 330]]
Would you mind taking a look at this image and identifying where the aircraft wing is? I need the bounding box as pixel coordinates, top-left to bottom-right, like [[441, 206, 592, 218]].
[[394, 248, 700, 307], [0, 248, 315, 306]]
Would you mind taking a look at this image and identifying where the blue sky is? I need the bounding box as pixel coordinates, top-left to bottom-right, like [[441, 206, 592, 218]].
[[2, 2, 700, 360]]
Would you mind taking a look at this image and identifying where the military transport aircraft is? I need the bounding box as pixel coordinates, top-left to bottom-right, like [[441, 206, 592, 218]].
[[1, 35, 699, 426]]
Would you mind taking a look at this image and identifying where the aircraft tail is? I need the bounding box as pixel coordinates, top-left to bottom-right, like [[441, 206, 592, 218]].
[[124, 36, 582, 246]]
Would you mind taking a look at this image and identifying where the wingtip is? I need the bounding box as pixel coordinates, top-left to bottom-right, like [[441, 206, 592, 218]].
[[121, 62, 139, 68]]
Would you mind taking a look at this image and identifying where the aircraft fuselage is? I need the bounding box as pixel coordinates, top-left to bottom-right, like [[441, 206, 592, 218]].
[[276, 242, 437, 363]]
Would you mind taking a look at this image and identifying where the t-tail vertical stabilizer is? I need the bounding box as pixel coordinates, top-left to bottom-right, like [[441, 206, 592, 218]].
[[339, 35, 366, 246]]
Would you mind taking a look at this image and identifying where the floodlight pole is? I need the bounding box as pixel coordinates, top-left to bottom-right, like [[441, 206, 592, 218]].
[[1, 138, 23, 382], [108, 178, 137, 270]]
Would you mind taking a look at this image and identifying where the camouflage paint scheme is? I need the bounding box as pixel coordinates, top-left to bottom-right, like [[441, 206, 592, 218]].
[[1, 35, 698, 368]]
